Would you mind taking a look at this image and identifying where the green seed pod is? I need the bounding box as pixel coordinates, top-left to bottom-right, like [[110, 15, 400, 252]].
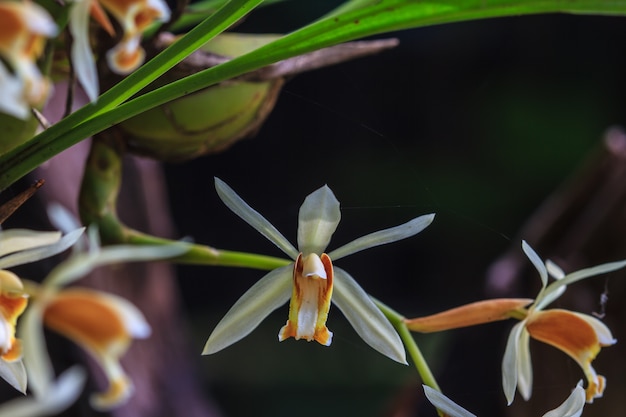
[[119, 33, 285, 162]]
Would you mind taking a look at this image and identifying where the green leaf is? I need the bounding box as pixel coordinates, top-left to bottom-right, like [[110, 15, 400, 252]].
[[4, 0, 626, 189]]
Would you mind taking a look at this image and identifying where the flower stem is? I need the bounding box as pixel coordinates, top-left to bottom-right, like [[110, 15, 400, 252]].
[[125, 230, 291, 270], [374, 299, 441, 391]]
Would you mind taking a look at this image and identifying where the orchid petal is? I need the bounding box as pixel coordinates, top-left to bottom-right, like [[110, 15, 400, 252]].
[[542, 381, 586, 417], [534, 283, 567, 312], [47, 204, 83, 236], [522, 241, 548, 288], [333, 268, 406, 364], [215, 178, 298, 259], [203, 265, 292, 355], [297, 185, 340, 256], [19, 301, 52, 398], [423, 385, 477, 417], [42, 289, 150, 410], [0, 228, 84, 270], [43, 289, 152, 348], [329, 214, 434, 260], [537, 259, 626, 311], [0, 63, 28, 119], [525, 309, 612, 402], [0, 230, 61, 258], [0, 359, 26, 393], [517, 326, 533, 401], [546, 260, 565, 280], [526, 309, 612, 364], [550, 260, 626, 291], [106, 35, 144, 75], [502, 320, 525, 405], [44, 242, 187, 287], [573, 313, 616, 346], [69, 0, 100, 102], [0, 366, 85, 417], [99, 0, 170, 74]]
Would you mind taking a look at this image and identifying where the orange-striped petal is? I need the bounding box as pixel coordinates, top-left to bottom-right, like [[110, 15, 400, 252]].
[[526, 309, 614, 402], [279, 253, 334, 346], [43, 288, 150, 410]]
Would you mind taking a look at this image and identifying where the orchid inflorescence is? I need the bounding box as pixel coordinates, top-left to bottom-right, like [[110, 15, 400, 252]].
[[0, 177, 624, 417]]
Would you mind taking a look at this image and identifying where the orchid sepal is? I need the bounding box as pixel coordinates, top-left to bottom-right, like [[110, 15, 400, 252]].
[[214, 178, 298, 259], [334, 267, 406, 364], [203, 265, 292, 355], [297, 185, 340, 256], [329, 213, 435, 260], [423, 380, 586, 417], [0, 228, 84, 270]]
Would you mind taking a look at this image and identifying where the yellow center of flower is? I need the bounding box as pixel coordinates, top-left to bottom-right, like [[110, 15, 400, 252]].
[[279, 253, 334, 346]]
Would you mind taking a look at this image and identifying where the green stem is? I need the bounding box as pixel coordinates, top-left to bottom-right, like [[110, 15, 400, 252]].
[[126, 229, 291, 270], [78, 133, 291, 270], [375, 299, 441, 392]]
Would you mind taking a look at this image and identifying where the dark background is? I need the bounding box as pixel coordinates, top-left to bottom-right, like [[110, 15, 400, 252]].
[[160, 2, 626, 417], [163, 2, 626, 417]]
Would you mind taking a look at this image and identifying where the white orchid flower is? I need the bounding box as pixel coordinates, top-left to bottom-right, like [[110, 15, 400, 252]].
[[502, 241, 626, 404], [203, 178, 435, 364]]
